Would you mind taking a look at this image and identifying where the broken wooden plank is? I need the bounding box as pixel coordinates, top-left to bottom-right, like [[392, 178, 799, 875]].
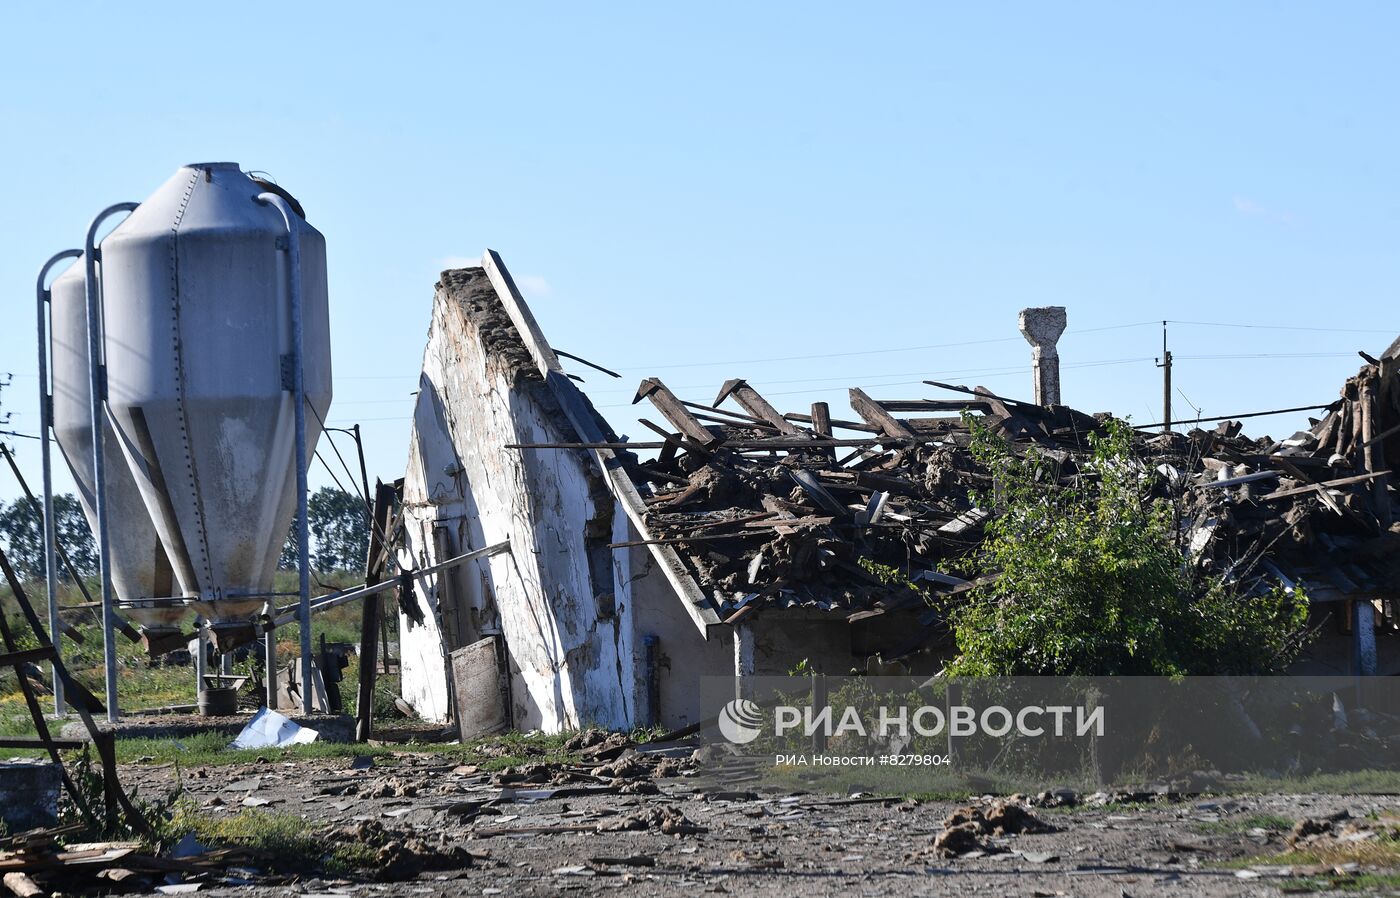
[[715, 379, 806, 435], [848, 388, 914, 439], [742, 515, 834, 529], [810, 402, 832, 439], [1362, 378, 1393, 527], [924, 380, 1036, 409], [636, 419, 716, 460], [634, 378, 723, 447], [1197, 470, 1281, 490], [506, 437, 933, 450], [608, 532, 768, 548], [937, 508, 989, 535], [686, 408, 782, 432], [878, 399, 993, 412], [784, 411, 881, 434], [1260, 471, 1391, 502], [677, 399, 771, 427], [1272, 457, 1346, 516], [761, 496, 802, 535]]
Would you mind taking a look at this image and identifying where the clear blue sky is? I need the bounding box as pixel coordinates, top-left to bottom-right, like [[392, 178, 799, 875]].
[[2, 2, 1397, 503]]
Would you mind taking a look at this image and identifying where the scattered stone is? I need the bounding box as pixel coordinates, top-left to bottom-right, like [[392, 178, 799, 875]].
[[597, 805, 706, 835], [359, 776, 419, 798]]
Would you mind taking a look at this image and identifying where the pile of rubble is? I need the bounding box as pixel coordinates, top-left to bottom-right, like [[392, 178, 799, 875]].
[[931, 798, 1058, 857], [617, 354, 1400, 630]]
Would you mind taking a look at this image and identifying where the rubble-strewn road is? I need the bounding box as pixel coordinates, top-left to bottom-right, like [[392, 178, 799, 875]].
[[120, 749, 1400, 897]]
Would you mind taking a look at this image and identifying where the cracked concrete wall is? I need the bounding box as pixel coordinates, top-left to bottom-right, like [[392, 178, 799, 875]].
[[398, 269, 639, 731]]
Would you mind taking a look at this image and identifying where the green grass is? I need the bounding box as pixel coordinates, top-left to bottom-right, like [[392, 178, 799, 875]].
[[154, 804, 330, 871], [0, 724, 577, 769], [150, 804, 424, 877], [1234, 770, 1400, 795], [1284, 871, 1400, 892], [105, 727, 576, 768], [0, 570, 382, 721]]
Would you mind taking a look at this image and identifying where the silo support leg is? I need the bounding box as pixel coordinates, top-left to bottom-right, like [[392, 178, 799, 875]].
[[265, 630, 278, 708]]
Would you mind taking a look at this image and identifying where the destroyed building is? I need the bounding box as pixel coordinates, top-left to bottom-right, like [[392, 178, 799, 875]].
[[396, 252, 1400, 735]]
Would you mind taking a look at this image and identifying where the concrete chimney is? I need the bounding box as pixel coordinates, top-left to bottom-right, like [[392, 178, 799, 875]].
[[1018, 307, 1067, 407]]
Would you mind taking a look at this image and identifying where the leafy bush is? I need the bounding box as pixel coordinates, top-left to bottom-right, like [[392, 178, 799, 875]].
[[945, 417, 1310, 676]]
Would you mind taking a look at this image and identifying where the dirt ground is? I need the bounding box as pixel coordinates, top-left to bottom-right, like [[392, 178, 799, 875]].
[[114, 745, 1400, 898]]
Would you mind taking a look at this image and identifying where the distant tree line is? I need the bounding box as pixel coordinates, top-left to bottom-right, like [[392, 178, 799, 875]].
[[278, 487, 373, 573], [0, 487, 370, 581], [0, 494, 97, 580]]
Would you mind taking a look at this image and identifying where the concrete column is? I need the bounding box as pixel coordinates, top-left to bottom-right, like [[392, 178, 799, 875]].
[[734, 622, 756, 701], [1018, 307, 1068, 407]]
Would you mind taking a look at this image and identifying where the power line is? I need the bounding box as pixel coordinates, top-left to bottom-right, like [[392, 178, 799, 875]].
[[609, 320, 1161, 373], [1176, 352, 1355, 361], [587, 348, 1361, 399], [571, 317, 1390, 376], [1168, 320, 1400, 335]]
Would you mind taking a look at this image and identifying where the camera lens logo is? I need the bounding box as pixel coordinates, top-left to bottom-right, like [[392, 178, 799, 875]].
[[717, 698, 764, 744]]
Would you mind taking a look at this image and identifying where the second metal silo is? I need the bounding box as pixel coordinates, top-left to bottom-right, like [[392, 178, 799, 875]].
[[48, 257, 189, 649]]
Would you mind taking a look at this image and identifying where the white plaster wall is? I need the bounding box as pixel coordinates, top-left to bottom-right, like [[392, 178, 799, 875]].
[[626, 533, 736, 729], [398, 273, 637, 731]]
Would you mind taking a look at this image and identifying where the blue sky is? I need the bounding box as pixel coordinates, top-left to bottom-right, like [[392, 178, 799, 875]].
[[2, 1, 1397, 502]]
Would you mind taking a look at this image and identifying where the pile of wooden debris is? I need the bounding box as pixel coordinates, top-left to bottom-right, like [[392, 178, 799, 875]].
[[0, 823, 255, 895], [601, 353, 1400, 629]]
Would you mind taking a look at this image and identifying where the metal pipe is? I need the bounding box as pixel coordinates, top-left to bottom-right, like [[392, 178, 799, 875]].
[[36, 249, 82, 716], [195, 621, 208, 695], [255, 192, 313, 715], [264, 626, 278, 709], [84, 203, 139, 723], [268, 541, 511, 628], [351, 425, 371, 517]]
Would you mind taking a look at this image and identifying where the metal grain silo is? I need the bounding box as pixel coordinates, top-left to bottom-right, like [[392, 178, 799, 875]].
[[48, 258, 189, 642], [98, 163, 332, 638]]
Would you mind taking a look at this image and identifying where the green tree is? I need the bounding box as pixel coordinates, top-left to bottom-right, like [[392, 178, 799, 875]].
[[309, 487, 370, 572], [945, 417, 1310, 677], [276, 488, 370, 573], [0, 494, 97, 580]]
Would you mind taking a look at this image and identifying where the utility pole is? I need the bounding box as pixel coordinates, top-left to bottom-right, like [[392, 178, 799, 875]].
[[0, 373, 12, 436], [1155, 321, 1172, 434]]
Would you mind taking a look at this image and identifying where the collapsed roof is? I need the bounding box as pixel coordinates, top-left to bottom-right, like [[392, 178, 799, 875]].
[[523, 352, 1400, 637]]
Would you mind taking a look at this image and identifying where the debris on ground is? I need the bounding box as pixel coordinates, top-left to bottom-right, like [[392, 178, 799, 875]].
[[596, 805, 706, 835], [0, 824, 261, 895], [931, 799, 1057, 857], [335, 819, 478, 880]]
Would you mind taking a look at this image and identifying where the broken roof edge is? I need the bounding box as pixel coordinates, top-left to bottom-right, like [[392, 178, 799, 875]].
[[479, 249, 723, 637]]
